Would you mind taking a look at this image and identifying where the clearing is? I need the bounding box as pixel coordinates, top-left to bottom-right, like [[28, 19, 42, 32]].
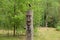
[[0, 27, 60, 40]]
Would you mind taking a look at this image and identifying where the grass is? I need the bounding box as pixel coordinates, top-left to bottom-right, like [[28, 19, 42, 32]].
[[0, 27, 60, 40], [0, 36, 26, 40], [34, 27, 60, 40]]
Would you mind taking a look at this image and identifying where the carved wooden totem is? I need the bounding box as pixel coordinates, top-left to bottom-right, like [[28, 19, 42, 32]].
[[26, 9, 33, 40]]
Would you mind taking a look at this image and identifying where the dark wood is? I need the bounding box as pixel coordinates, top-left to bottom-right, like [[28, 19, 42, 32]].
[[13, 0, 16, 36]]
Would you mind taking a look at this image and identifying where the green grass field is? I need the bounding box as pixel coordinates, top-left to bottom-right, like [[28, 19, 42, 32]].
[[0, 27, 60, 40]]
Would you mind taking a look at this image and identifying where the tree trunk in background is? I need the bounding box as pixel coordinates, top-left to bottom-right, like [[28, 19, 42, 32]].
[[13, 0, 16, 36], [26, 9, 33, 40], [45, 0, 48, 27]]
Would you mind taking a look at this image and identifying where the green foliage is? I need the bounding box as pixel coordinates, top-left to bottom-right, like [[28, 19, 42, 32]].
[[0, 0, 60, 30], [56, 26, 60, 31]]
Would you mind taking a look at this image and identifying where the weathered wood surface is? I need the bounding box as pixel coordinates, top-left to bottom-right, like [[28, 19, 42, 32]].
[[26, 9, 33, 40]]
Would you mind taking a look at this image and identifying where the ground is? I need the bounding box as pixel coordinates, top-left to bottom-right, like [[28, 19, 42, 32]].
[[0, 27, 60, 40], [34, 27, 60, 40]]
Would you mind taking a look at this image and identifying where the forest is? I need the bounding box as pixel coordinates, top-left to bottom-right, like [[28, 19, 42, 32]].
[[0, 0, 60, 40]]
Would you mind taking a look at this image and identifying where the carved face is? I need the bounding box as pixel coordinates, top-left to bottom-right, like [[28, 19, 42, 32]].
[[26, 15, 31, 26], [26, 15, 31, 21]]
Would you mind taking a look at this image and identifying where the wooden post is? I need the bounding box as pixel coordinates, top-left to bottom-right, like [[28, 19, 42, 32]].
[[26, 4, 33, 40]]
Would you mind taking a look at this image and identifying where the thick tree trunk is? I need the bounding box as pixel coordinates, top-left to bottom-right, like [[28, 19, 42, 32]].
[[26, 9, 33, 40]]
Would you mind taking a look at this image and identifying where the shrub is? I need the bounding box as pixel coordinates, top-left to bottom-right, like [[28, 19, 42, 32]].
[[56, 26, 60, 31]]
